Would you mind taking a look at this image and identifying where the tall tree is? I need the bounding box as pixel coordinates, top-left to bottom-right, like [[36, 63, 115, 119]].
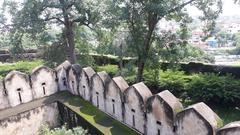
[[2, 0, 100, 63], [112, 0, 222, 82]]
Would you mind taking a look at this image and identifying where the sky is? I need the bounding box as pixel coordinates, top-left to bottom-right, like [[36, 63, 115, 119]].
[[187, 0, 240, 17], [1, 0, 240, 17]]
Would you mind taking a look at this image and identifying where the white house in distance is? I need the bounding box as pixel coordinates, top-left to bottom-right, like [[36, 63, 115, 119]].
[[5, 71, 33, 107], [146, 90, 183, 135], [105, 76, 129, 122], [31, 66, 58, 99], [79, 67, 96, 101], [123, 82, 152, 134]]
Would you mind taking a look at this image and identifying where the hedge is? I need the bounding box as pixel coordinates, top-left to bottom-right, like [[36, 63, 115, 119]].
[[96, 65, 240, 106]]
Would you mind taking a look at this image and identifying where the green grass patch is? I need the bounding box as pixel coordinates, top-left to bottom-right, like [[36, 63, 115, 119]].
[[58, 92, 139, 135], [0, 60, 44, 79], [94, 64, 119, 77], [213, 106, 240, 125]]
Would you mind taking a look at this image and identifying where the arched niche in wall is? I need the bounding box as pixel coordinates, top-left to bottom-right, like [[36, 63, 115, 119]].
[[5, 71, 33, 107], [55, 60, 71, 91], [146, 90, 183, 135], [123, 82, 152, 134], [0, 80, 9, 110], [105, 76, 129, 122], [31, 66, 58, 99], [175, 102, 221, 135], [217, 121, 240, 135], [79, 67, 95, 101], [91, 71, 110, 112], [67, 64, 81, 95]]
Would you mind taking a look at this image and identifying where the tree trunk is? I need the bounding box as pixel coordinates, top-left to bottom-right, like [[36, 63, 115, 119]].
[[136, 57, 145, 82], [65, 25, 76, 64], [59, 0, 76, 64], [119, 43, 123, 76], [135, 14, 158, 82]]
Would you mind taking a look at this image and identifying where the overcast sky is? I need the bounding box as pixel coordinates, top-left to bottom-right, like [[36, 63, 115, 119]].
[[1, 0, 240, 17], [187, 0, 240, 16]]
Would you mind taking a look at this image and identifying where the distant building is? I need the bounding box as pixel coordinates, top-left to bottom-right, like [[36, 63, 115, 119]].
[[206, 37, 218, 47]]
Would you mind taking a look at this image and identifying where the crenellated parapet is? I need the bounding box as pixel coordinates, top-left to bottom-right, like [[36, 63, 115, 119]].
[[146, 90, 183, 135], [5, 71, 33, 107], [31, 66, 58, 99], [1, 60, 240, 135]]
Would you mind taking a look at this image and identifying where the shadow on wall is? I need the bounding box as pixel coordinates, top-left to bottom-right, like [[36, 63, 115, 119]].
[[0, 60, 240, 135]]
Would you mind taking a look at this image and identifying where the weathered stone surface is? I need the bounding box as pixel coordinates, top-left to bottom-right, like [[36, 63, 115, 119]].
[[146, 90, 183, 135], [0, 80, 9, 110], [56, 60, 71, 91], [217, 121, 240, 135], [67, 64, 81, 95], [31, 66, 58, 99], [91, 71, 110, 111], [0, 103, 59, 135], [5, 71, 33, 107], [175, 102, 221, 135], [112, 76, 129, 93], [79, 67, 95, 101], [123, 82, 152, 133], [56, 60, 71, 70], [105, 76, 129, 121]]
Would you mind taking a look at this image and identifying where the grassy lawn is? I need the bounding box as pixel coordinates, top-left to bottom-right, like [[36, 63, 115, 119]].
[[0, 60, 44, 79], [58, 92, 139, 135]]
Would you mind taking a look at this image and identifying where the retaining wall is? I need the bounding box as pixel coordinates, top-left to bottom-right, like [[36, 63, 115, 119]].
[[0, 60, 239, 135]]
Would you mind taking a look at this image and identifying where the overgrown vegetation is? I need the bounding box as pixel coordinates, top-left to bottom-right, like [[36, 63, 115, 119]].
[[95, 64, 240, 124], [187, 73, 240, 106], [38, 125, 87, 135], [0, 60, 44, 79], [95, 64, 240, 107]]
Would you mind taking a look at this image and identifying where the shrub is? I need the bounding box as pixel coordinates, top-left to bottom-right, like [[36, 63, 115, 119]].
[[42, 42, 67, 67], [144, 69, 240, 106], [158, 70, 191, 97], [38, 125, 87, 135], [76, 54, 95, 67], [142, 69, 190, 96], [186, 73, 240, 106], [94, 64, 119, 77]]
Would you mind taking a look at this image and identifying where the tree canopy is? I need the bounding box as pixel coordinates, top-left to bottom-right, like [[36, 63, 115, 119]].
[[1, 0, 102, 63], [109, 0, 222, 81], [0, 0, 223, 81]]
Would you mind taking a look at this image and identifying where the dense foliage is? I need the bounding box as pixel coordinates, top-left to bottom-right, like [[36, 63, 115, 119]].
[[38, 125, 87, 135], [0, 0, 223, 82], [96, 64, 240, 106], [42, 40, 67, 67], [187, 73, 240, 106], [110, 0, 222, 81]]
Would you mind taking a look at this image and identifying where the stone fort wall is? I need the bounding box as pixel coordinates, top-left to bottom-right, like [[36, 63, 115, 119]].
[[0, 60, 239, 135], [0, 103, 59, 135]]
